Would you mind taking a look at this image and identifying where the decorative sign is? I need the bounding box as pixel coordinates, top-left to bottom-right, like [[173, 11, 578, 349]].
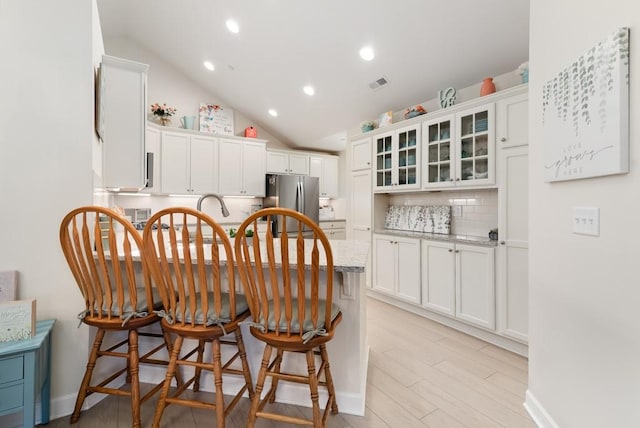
[[439, 87, 456, 108], [199, 103, 234, 135], [543, 27, 629, 182], [0, 299, 36, 342], [0, 271, 17, 302]]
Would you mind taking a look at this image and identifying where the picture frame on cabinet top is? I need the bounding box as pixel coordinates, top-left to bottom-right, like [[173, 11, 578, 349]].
[[199, 102, 234, 135], [378, 111, 393, 128]]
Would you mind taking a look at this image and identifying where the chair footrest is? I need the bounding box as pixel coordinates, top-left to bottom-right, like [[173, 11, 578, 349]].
[[256, 410, 315, 426]]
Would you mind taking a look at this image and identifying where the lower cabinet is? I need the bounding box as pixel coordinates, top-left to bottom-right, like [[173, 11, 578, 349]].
[[372, 234, 421, 304], [421, 240, 496, 330], [319, 220, 346, 240]]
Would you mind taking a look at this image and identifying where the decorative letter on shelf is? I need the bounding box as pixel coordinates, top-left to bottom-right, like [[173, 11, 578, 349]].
[[0, 299, 36, 342], [543, 27, 629, 182]]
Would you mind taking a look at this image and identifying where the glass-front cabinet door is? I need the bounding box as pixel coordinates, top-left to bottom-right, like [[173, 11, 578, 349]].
[[375, 132, 393, 189], [397, 126, 419, 187], [423, 116, 455, 188], [455, 104, 495, 186], [374, 124, 421, 192]]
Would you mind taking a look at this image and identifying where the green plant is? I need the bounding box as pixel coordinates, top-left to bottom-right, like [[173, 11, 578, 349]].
[[245, 229, 254, 237]]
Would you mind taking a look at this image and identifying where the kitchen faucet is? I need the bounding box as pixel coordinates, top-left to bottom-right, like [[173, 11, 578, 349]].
[[196, 193, 230, 217]]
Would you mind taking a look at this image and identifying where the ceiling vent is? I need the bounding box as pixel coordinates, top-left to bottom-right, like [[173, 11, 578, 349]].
[[368, 76, 390, 91]]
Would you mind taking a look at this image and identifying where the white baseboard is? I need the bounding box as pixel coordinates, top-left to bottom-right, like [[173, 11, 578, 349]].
[[524, 389, 559, 428]]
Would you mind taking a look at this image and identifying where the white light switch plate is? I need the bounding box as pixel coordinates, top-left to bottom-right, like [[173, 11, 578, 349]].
[[573, 207, 599, 236]]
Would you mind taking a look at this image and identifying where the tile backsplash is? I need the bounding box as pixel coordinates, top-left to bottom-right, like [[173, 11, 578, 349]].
[[388, 189, 498, 237]]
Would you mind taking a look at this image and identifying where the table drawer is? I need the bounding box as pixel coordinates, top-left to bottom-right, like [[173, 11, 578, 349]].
[[0, 356, 24, 385], [0, 382, 24, 412]]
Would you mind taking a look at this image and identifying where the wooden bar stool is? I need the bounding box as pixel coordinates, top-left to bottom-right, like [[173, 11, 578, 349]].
[[59, 206, 178, 428], [234, 207, 341, 428], [142, 207, 254, 428]]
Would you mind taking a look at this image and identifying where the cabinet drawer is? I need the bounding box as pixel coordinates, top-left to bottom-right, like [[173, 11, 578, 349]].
[[320, 221, 346, 230], [0, 356, 24, 385], [0, 382, 24, 412]]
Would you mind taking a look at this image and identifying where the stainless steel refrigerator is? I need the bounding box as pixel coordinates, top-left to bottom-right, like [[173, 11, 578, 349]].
[[263, 174, 319, 237]]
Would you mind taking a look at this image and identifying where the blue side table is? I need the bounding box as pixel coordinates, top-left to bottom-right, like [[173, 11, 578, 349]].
[[0, 319, 55, 427]]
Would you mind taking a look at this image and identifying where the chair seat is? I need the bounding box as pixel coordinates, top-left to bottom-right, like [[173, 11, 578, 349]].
[[85, 287, 163, 318], [260, 298, 340, 335], [173, 292, 249, 325]]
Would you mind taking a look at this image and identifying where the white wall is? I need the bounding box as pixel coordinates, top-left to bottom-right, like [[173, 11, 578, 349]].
[[527, 1, 640, 427], [0, 0, 101, 423], [103, 37, 290, 150]]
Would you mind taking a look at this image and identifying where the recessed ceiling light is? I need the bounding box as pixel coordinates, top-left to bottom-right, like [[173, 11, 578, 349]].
[[203, 61, 215, 71], [359, 46, 375, 61], [226, 19, 239, 34], [268, 109, 278, 117], [303, 85, 315, 96]]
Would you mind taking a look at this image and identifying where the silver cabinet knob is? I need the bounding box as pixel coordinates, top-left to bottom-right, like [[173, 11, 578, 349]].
[[448, 249, 453, 253], [455, 250, 460, 253], [501, 137, 507, 142], [500, 241, 506, 245]]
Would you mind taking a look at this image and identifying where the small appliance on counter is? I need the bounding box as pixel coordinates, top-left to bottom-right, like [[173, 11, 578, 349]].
[[319, 205, 335, 220]]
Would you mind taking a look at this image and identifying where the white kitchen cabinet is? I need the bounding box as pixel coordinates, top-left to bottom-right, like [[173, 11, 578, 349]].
[[266, 150, 309, 175], [421, 240, 456, 316], [456, 244, 496, 330], [160, 131, 217, 195], [99, 55, 149, 191], [422, 104, 495, 189], [218, 139, 266, 196], [350, 169, 372, 241], [351, 137, 372, 171], [496, 89, 529, 149], [309, 155, 339, 198], [372, 234, 421, 304], [319, 220, 346, 240], [374, 124, 421, 192], [497, 144, 529, 342], [144, 127, 160, 193], [421, 240, 495, 330]]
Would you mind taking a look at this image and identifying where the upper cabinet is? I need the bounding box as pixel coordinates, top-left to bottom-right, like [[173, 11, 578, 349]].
[[266, 150, 309, 175], [351, 137, 372, 171], [374, 124, 421, 192], [309, 155, 339, 198], [496, 91, 529, 149], [422, 103, 495, 189], [160, 131, 217, 195], [98, 55, 149, 191], [219, 139, 266, 196]]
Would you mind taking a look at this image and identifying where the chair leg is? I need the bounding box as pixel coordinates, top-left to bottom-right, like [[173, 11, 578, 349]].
[[305, 350, 323, 428], [128, 329, 142, 428], [152, 335, 184, 428], [212, 339, 226, 428], [319, 344, 339, 414], [193, 339, 205, 392], [267, 349, 284, 403], [247, 344, 273, 428], [162, 329, 183, 387], [234, 329, 254, 399], [70, 328, 105, 424]]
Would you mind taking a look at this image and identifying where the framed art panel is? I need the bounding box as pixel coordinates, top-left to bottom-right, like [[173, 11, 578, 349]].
[[543, 27, 629, 182]]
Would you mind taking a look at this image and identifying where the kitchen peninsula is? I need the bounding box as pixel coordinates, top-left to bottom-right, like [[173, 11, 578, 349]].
[[127, 238, 370, 415]]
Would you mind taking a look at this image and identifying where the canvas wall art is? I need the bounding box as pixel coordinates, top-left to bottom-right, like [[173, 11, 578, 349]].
[[543, 27, 629, 182], [199, 103, 234, 135]]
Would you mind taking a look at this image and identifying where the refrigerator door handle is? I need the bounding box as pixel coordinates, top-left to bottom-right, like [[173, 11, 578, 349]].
[[299, 178, 305, 214]]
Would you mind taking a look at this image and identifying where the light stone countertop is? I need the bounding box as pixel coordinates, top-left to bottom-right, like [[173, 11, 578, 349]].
[[374, 228, 498, 247], [114, 239, 370, 273]]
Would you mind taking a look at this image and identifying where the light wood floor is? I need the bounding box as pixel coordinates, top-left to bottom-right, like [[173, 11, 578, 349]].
[[45, 297, 535, 427]]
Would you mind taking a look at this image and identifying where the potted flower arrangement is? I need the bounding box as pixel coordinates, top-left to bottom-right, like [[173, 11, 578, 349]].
[[516, 61, 529, 83], [404, 104, 426, 120], [360, 120, 376, 133], [151, 103, 177, 126]]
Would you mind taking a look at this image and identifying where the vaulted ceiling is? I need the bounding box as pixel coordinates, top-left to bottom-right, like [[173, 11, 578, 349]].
[[97, 0, 529, 151]]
